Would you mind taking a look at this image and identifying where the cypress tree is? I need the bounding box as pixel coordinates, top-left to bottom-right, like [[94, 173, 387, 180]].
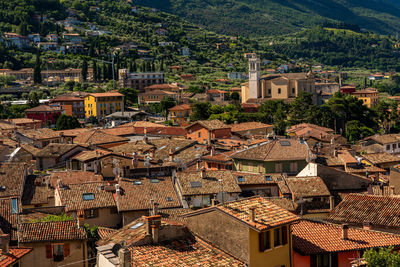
[[93, 60, 97, 82], [107, 64, 113, 80], [33, 49, 42, 84], [81, 59, 88, 82]]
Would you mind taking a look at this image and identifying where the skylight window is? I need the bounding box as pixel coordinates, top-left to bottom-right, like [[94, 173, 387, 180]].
[[133, 181, 142, 185], [130, 222, 145, 229], [11, 198, 18, 214], [82, 193, 95, 201], [166, 197, 173, 202], [150, 179, 160, 183], [265, 175, 272, 181], [190, 181, 202, 188], [158, 146, 166, 151], [279, 140, 291, 146], [237, 176, 245, 182]]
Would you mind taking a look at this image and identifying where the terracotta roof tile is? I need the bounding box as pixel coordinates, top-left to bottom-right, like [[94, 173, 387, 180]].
[[87, 92, 124, 97], [364, 134, 400, 145], [363, 153, 400, 165], [129, 236, 245, 266], [116, 178, 181, 212], [57, 182, 116, 212], [110, 141, 154, 154], [186, 120, 230, 131], [35, 143, 85, 158], [285, 176, 331, 198], [230, 122, 273, 133], [25, 105, 63, 112], [266, 197, 299, 213], [231, 139, 309, 162], [19, 220, 86, 242], [97, 227, 117, 239], [176, 170, 241, 196], [232, 172, 281, 185], [293, 220, 400, 254], [17, 128, 61, 140], [71, 149, 113, 162], [0, 247, 32, 267], [0, 198, 19, 240], [287, 123, 334, 134], [49, 171, 104, 188], [202, 151, 235, 163], [73, 129, 129, 146], [185, 197, 299, 231], [8, 118, 42, 125], [326, 194, 400, 229], [0, 163, 26, 198], [168, 104, 191, 111]]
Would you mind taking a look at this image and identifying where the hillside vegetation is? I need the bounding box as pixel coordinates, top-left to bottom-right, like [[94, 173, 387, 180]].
[[136, 0, 400, 36]]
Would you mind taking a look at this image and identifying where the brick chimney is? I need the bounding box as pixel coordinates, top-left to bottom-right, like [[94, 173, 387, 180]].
[[115, 184, 121, 196], [118, 246, 131, 267], [342, 224, 349, 240], [390, 186, 395, 196], [77, 211, 84, 228], [145, 215, 162, 243], [168, 149, 174, 162], [151, 224, 159, 243], [0, 234, 10, 255], [329, 196, 335, 210]]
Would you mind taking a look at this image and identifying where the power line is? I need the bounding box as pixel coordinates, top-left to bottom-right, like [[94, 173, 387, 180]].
[[57, 256, 97, 267]]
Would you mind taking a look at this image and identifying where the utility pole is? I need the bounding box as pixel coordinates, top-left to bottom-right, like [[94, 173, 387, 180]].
[[94, 54, 116, 89]]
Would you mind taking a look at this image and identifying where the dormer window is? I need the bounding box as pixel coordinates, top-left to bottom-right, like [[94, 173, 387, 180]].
[[82, 193, 95, 201]]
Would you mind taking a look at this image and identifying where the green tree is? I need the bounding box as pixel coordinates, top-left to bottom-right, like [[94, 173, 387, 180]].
[[364, 246, 400, 267], [190, 102, 212, 121], [288, 92, 314, 125], [56, 114, 81, 130], [28, 91, 40, 108], [345, 120, 374, 143], [81, 59, 88, 82], [33, 49, 42, 84], [118, 87, 138, 106], [160, 97, 176, 120], [92, 60, 97, 82]]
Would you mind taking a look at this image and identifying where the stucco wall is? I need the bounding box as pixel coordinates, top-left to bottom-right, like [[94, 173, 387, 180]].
[[185, 209, 250, 264]]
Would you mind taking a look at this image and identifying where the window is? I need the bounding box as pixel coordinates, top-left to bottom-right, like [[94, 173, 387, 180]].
[[259, 231, 271, 251], [275, 163, 283, 173], [248, 162, 253, 172], [394, 144, 397, 150], [237, 176, 245, 182], [290, 162, 298, 173], [274, 227, 282, 247], [198, 132, 201, 138], [292, 88, 295, 94], [11, 198, 18, 214], [268, 89, 271, 94], [84, 209, 99, 219], [46, 243, 69, 262], [278, 88, 281, 94], [387, 145, 391, 150]]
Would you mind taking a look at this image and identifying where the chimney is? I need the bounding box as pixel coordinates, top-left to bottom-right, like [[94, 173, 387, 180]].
[[151, 224, 159, 243], [200, 168, 206, 179], [118, 246, 131, 267], [115, 184, 121, 196], [390, 186, 395, 196], [210, 147, 215, 156], [249, 207, 256, 222], [329, 196, 335, 210], [341, 224, 349, 240], [152, 201, 159, 216], [0, 234, 10, 255], [211, 198, 217, 206], [56, 179, 63, 188], [333, 148, 338, 157], [168, 149, 174, 162], [363, 221, 371, 230], [77, 212, 84, 228], [196, 161, 200, 171], [149, 149, 154, 158]]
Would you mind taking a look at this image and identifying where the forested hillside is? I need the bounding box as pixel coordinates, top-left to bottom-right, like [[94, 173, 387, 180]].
[[136, 0, 400, 36]]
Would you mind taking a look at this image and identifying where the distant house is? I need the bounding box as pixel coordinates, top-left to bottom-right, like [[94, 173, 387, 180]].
[[62, 33, 82, 44], [19, 220, 87, 267], [185, 120, 231, 144], [351, 88, 379, 108], [181, 47, 190, 56], [34, 143, 88, 170], [15, 128, 62, 148], [4, 33, 30, 49], [174, 170, 241, 208], [138, 90, 178, 105], [231, 122, 274, 138], [361, 134, 400, 154], [181, 74, 195, 81], [46, 34, 58, 42], [293, 220, 400, 267], [168, 104, 192, 125], [206, 89, 229, 102], [231, 139, 310, 175], [25, 105, 64, 126], [28, 33, 41, 43]]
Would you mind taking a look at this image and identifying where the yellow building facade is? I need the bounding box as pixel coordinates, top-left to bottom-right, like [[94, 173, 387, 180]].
[[84, 92, 124, 118], [351, 88, 379, 108]]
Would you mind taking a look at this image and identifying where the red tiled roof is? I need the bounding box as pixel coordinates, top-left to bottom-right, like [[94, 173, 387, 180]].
[[87, 92, 124, 97], [73, 129, 129, 145], [129, 235, 245, 266], [0, 198, 19, 241], [206, 89, 228, 94], [293, 220, 400, 254], [230, 122, 273, 133], [49, 171, 104, 188], [186, 120, 230, 131], [169, 104, 191, 111], [184, 196, 300, 231], [116, 178, 181, 212], [19, 220, 86, 243], [25, 105, 63, 112], [0, 247, 32, 267], [0, 163, 26, 198], [326, 194, 400, 229]]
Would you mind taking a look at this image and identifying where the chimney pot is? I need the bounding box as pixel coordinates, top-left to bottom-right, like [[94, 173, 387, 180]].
[[77, 213, 84, 228], [200, 168, 206, 179], [151, 224, 159, 243], [249, 207, 256, 222], [211, 198, 217, 206], [342, 224, 349, 240], [390, 186, 395, 196]]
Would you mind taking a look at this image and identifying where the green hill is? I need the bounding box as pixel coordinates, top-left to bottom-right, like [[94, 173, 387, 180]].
[[136, 0, 400, 36]]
